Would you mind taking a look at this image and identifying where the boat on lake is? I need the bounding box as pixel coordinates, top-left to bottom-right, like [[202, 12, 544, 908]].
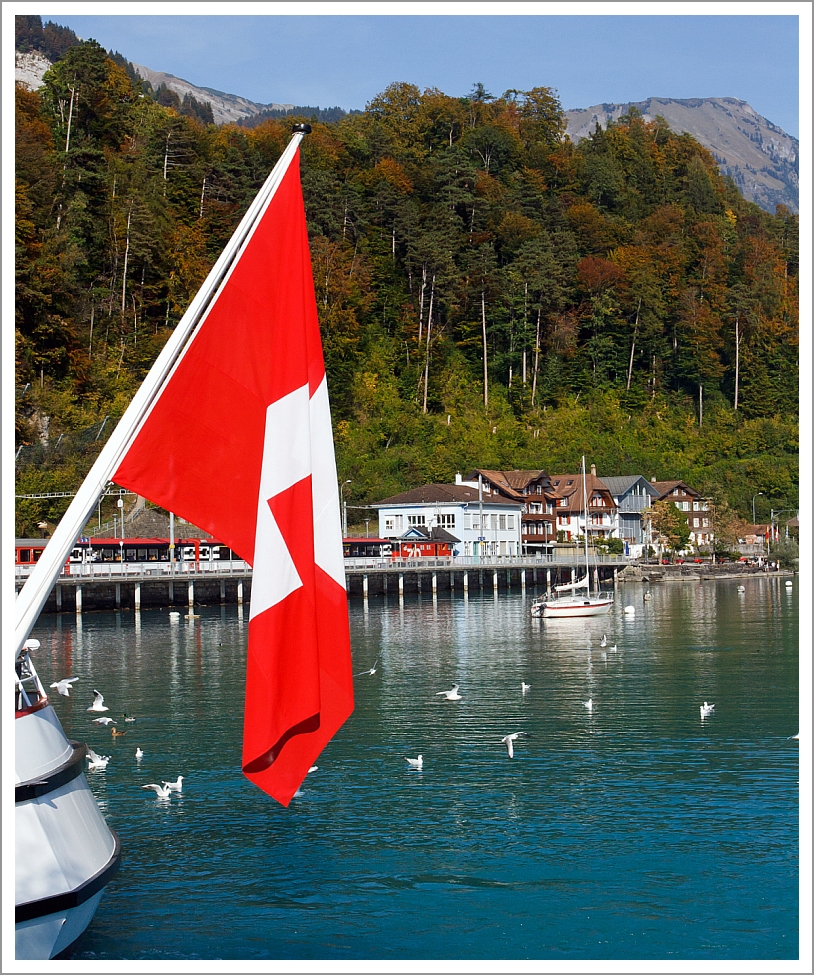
[[531, 457, 614, 619]]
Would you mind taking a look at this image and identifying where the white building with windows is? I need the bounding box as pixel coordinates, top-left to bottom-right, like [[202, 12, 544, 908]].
[[374, 483, 523, 558]]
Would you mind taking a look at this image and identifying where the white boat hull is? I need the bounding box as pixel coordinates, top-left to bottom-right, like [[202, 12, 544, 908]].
[[16, 693, 120, 959], [532, 597, 614, 618]]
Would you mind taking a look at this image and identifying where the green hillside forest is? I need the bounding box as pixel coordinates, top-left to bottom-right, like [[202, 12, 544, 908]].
[[15, 38, 798, 537]]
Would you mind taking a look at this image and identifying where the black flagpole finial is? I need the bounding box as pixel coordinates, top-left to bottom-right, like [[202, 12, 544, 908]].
[[292, 123, 312, 134]]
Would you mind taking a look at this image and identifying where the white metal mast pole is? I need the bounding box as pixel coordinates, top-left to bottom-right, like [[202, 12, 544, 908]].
[[15, 130, 309, 657], [582, 456, 590, 593]]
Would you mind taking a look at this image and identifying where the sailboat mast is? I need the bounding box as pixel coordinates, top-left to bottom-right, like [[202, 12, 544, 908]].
[[14, 130, 309, 658], [582, 456, 591, 595]]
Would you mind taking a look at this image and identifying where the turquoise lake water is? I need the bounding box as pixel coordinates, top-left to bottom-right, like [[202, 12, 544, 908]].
[[30, 576, 799, 961]]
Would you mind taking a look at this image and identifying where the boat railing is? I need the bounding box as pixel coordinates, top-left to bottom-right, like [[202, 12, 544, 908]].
[[15, 646, 47, 713]]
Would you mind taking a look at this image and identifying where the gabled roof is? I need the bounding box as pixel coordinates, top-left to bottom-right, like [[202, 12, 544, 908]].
[[466, 469, 550, 501], [601, 475, 661, 499], [651, 480, 701, 499], [400, 526, 461, 543], [376, 484, 521, 508], [548, 473, 617, 513]]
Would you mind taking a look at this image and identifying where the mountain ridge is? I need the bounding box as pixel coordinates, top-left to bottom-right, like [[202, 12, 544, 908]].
[[15, 50, 798, 212]]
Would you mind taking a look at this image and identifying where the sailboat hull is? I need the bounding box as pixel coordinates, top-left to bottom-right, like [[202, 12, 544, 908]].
[[532, 597, 614, 618], [16, 700, 120, 959]]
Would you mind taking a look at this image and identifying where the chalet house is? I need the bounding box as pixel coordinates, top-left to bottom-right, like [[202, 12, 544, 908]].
[[548, 465, 617, 542], [650, 480, 711, 547], [375, 483, 523, 558], [458, 470, 557, 554], [600, 476, 661, 552]]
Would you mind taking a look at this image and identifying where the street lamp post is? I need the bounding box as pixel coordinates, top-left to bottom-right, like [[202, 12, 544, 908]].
[[752, 492, 763, 524], [340, 480, 352, 537]]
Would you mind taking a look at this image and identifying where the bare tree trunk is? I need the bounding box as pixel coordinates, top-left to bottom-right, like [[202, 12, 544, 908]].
[[65, 83, 76, 154], [417, 265, 426, 345], [699, 384, 703, 427], [88, 305, 94, 357], [531, 307, 541, 407], [422, 274, 435, 414], [199, 176, 207, 219], [734, 317, 740, 410], [481, 289, 489, 408], [626, 298, 641, 391], [121, 206, 132, 313]]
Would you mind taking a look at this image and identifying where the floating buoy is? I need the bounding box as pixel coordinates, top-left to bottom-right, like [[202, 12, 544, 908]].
[[624, 605, 635, 615], [785, 580, 793, 587]]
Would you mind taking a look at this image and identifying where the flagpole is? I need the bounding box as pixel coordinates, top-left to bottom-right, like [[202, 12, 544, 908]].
[[14, 127, 312, 658]]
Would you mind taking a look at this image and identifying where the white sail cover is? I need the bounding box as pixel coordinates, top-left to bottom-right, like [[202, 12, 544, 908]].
[[555, 574, 590, 592]]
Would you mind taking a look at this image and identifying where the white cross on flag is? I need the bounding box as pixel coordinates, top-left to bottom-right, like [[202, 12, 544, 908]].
[[113, 147, 353, 805]]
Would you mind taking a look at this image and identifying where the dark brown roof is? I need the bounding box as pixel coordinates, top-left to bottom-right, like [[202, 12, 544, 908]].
[[548, 473, 616, 513], [376, 484, 521, 507], [651, 480, 701, 499]]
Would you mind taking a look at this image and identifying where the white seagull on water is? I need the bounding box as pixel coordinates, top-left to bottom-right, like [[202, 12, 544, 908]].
[[355, 657, 380, 677], [135, 748, 144, 759], [86, 748, 110, 770], [700, 701, 715, 719], [501, 733, 525, 759], [436, 684, 462, 701], [583, 698, 594, 712], [50, 677, 78, 697], [521, 682, 531, 694], [162, 775, 184, 793], [92, 716, 116, 726], [405, 755, 423, 769], [600, 634, 607, 648], [87, 689, 109, 713], [143, 783, 172, 800]]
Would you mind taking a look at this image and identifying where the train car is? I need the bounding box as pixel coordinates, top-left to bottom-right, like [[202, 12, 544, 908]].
[[342, 538, 393, 560], [16, 537, 231, 566], [15, 540, 47, 566], [389, 538, 454, 560]]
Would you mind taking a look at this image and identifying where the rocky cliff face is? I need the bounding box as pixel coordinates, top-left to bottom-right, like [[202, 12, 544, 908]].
[[565, 97, 798, 214]]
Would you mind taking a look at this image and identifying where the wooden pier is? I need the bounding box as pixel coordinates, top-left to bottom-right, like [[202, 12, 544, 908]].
[[17, 556, 630, 615]]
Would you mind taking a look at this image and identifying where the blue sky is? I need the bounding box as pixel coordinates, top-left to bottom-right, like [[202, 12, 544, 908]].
[[37, 9, 802, 137]]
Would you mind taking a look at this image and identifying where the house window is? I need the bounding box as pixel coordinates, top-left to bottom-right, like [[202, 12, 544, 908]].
[[508, 514, 515, 530], [693, 518, 700, 528], [384, 515, 402, 532], [536, 484, 542, 494], [438, 514, 455, 530], [558, 498, 567, 507], [408, 515, 426, 527], [464, 514, 472, 530], [499, 514, 507, 530], [491, 514, 498, 531]]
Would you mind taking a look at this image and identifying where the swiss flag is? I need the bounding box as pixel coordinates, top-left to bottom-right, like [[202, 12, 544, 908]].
[[113, 149, 353, 805]]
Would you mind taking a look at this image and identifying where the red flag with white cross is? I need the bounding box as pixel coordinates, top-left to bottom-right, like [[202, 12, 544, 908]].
[[113, 147, 353, 806]]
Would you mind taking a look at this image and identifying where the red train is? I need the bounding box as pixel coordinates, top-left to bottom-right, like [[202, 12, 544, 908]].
[[15, 537, 235, 567]]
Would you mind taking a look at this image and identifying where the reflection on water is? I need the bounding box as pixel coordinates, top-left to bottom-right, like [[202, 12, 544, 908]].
[[30, 577, 798, 961]]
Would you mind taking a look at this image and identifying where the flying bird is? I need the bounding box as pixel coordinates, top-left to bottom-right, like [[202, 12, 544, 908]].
[[405, 755, 423, 769], [135, 748, 144, 759], [436, 684, 462, 701], [521, 682, 531, 694], [162, 775, 184, 793], [142, 783, 172, 799], [50, 677, 78, 697], [87, 690, 109, 713], [355, 657, 380, 677], [92, 716, 116, 726], [86, 748, 110, 770], [501, 733, 525, 759]]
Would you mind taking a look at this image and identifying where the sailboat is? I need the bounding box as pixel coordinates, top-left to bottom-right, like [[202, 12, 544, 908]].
[[14, 125, 350, 958], [531, 457, 614, 619]]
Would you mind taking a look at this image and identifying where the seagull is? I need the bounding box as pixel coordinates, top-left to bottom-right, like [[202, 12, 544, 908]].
[[700, 701, 715, 719], [436, 684, 462, 701], [50, 677, 78, 697], [501, 733, 525, 759], [307, 766, 318, 773], [87, 689, 109, 713], [405, 755, 423, 769], [355, 657, 380, 677], [86, 748, 110, 770], [162, 775, 184, 793], [143, 783, 172, 799], [600, 634, 607, 647], [135, 748, 144, 759], [609, 644, 618, 652], [521, 682, 531, 694], [583, 699, 593, 712], [92, 716, 116, 726]]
